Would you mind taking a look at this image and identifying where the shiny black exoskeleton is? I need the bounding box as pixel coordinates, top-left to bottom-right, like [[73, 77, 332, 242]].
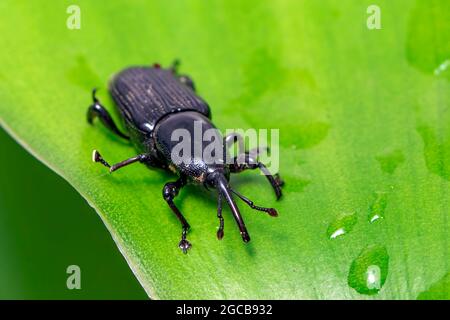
[[87, 61, 283, 253]]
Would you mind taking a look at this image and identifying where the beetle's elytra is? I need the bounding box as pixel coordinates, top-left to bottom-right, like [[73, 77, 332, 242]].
[[87, 61, 284, 253]]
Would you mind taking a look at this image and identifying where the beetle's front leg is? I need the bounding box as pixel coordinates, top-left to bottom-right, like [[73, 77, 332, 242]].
[[162, 176, 192, 253], [92, 150, 148, 173], [216, 193, 224, 240], [224, 133, 245, 158], [230, 149, 284, 200]]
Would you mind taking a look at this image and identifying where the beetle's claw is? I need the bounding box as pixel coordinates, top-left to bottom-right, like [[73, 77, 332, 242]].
[[268, 208, 278, 217], [179, 239, 192, 253], [92, 149, 111, 168], [241, 231, 251, 243], [217, 229, 224, 240], [92, 150, 98, 162]]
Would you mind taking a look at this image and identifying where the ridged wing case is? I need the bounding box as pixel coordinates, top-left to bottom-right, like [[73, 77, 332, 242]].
[[109, 67, 211, 133]]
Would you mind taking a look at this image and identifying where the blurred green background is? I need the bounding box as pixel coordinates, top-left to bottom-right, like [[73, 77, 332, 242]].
[[0, 128, 146, 299]]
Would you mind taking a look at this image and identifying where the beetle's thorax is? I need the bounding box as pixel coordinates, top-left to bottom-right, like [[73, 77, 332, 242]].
[[153, 111, 227, 183]]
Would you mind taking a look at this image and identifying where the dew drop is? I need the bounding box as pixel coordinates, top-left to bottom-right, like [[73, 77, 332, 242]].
[[434, 59, 450, 76], [368, 191, 388, 223], [348, 245, 389, 295], [327, 212, 357, 239]]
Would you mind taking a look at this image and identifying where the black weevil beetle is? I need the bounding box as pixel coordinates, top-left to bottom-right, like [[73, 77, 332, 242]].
[[87, 61, 284, 253]]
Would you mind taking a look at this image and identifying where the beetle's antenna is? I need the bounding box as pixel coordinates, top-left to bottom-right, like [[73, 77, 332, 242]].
[[215, 174, 250, 243], [230, 189, 278, 217]]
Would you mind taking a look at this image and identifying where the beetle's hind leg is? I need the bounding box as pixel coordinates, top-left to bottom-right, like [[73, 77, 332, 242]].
[[87, 88, 130, 140], [162, 176, 192, 253]]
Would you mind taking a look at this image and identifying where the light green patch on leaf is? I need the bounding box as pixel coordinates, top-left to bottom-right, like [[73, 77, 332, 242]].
[[417, 125, 450, 181], [406, 0, 450, 80], [417, 272, 450, 300], [376, 149, 405, 174]]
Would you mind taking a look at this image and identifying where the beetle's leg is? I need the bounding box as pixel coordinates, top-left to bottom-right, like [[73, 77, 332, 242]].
[[230, 189, 278, 217], [256, 161, 284, 200], [230, 149, 284, 200], [87, 88, 130, 140], [162, 176, 192, 253], [92, 150, 111, 168], [273, 173, 285, 187], [223, 133, 245, 164], [224, 133, 283, 198], [92, 150, 148, 173], [224, 133, 245, 152], [216, 193, 224, 240], [169, 59, 196, 91], [178, 75, 196, 92], [170, 59, 181, 73]]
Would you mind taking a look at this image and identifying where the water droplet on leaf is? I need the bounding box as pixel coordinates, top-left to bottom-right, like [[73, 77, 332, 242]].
[[327, 212, 357, 239], [348, 245, 389, 295], [434, 59, 450, 76], [368, 191, 388, 223]]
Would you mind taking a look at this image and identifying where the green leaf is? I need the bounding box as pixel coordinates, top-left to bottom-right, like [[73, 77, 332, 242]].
[[0, 0, 448, 299]]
